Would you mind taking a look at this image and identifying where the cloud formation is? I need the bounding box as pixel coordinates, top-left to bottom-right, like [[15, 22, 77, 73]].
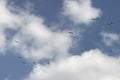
[[11, 16, 72, 62], [0, 0, 18, 53], [63, 0, 102, 25], [0, 0, 73, 62], [101, 32, 120, 47], [25, 49, 120, 80], [0, 0, 22, 27], [2, 0, 120, 80]]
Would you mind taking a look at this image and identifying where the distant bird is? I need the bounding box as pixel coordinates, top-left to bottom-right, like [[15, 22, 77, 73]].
[[14, 40, 19, 43], [107, 22, 113, 26], [22, 62, 26, 64], [91, 17, 100, 21], [109, 49, 113, 53], [18, 56, 23, 59], [68, 32, 74, 34], [32, 61, 36, 65]]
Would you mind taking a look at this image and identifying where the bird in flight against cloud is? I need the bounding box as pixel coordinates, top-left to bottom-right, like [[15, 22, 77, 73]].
[[68, 31, 74, 34], [91, 17, 100, 21], [14, 40, 20, 44]]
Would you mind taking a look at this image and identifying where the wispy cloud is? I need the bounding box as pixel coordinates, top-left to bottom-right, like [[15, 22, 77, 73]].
[[0, 0, 73, 62], [62, 0, 102, 25], [11, 17, 73, 62], [100, 32, 120, 47]]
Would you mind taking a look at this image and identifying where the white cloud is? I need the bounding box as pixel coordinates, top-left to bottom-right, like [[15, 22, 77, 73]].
[[0, 0, 25, 53], [0, 0, 73, 62], [0, 0, 23, 28], [11, 16, 72, 62], [63, 0, 102, 25], [101, 32, 120, 46], [25, 49, 120, 80]]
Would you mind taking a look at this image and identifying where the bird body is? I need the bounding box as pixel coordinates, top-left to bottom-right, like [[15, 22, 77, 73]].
[[91, 17, 100, 21], [68, 32, 74, 34], [107, 22, 113, 25]]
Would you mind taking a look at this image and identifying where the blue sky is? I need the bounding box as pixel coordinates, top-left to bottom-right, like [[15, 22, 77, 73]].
[[0, 0, 120, 80]]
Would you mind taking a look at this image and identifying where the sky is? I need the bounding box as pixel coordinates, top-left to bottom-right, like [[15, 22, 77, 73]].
[[0, 0, 120, 80]]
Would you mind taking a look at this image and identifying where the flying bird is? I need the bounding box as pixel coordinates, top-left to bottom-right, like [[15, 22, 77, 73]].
[[18, 56, 23, 59], [22, 62, 26, 64], [14, 40, 19, 43], [32, 61, 36, 65], [91, 17, 100, 21], [68, 32, 74, 34], [107, 22, 113, 26], [109, 49, 113, 53]]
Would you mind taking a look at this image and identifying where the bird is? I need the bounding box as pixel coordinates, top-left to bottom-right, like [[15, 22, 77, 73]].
[[22, 62, 26, 64], [68, 32, 74, 34], [109, 49, 113, 53], [32, 61, 36, 65], [18, 56, 23, 59], [14, 40, 19, 43], [107, 22, 113, 26], [91, 17, 100, 21]]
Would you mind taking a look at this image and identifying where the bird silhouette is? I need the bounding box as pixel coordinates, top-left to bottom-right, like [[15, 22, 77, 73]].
[[107, 22, 113, 26], [91, 17, 100, 21], [68, 32, 74, 34]]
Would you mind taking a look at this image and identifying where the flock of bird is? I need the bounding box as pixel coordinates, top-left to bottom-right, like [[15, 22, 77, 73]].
[[13, 17, 114, 64], [68, 17, 115, 54], [18, 56, 26, 64], [68, 17, 113, 35]]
